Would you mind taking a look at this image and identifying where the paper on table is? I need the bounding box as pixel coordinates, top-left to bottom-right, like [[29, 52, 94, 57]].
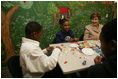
[[82, 48, 95, 55], [68, 44, 79, 48]]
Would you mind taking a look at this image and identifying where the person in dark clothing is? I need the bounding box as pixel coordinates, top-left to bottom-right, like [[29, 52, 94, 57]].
[[54, 18, 79, 43], [80, 18, 117, 78]]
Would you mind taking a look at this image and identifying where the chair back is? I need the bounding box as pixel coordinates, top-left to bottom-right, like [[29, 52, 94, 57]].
[[8, 56, 23, 78]]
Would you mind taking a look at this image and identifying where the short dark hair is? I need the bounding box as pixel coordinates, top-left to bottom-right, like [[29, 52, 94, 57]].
[[59, 18, 68, 25], [101, 18, 117, 42], [90, 12, 101, 20], [25, 21, 42, 36]]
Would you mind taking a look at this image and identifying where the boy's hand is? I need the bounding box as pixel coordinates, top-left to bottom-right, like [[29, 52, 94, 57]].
[[68, 38, 79, 42], [46, 46, 54, 51], [56, 46, 62, 51], [68, 38, 75, 42], [74, 38, 79, 42], [94, 56, 103, 64]]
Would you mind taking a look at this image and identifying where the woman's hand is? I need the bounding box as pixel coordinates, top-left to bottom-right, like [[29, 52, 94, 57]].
[[91, 34, 99, 40], [94, 56, 103, 64]]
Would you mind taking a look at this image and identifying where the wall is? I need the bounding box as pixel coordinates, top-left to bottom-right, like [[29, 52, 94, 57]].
[[1, 1, 114, 66]]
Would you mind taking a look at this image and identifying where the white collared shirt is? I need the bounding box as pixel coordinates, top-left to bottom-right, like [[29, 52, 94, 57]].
[[20, 37, 61, 78]]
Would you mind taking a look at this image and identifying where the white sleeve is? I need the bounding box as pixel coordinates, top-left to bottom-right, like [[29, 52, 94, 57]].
[[23, 48, 61, 73], [42, 48, 48, 54]]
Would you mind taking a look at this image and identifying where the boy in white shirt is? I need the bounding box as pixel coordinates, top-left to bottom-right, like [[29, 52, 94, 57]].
[[20, 21, 62, 78]]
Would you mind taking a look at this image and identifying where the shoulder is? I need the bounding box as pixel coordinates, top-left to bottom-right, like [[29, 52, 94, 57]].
[[56, 30, 63, 36], [21, 42, 33, 48], [21, 42, 38, 52], [85, 24, 92, 29], [56, 30, 62, 34], [20, 42, 42, 55], [99, 24, 103, 26], [69, 30, 74, 33], [99, 24, 103, 28]]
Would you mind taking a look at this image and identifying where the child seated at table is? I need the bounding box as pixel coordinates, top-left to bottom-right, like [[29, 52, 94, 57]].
[[80, 18, 117, 78], [54, 18, 79, 43], [20, 21, 62, 78]]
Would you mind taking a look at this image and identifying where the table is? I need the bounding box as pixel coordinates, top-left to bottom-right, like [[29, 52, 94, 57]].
[[50, 40, 102, 74]]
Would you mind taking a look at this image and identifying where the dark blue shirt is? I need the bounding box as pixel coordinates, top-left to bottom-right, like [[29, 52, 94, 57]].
[[54, 30, 74, 43]]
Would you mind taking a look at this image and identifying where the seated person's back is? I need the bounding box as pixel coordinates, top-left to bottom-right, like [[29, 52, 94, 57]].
[[20, 22, 61, 78], [84, 18, 117, 78]]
